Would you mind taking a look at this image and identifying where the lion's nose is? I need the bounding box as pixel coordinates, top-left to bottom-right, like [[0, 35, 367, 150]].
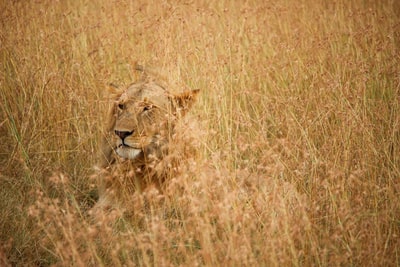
[[115, 130, 134, 140]]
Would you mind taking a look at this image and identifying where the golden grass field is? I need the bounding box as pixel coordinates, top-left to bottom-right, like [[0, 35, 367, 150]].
[[1, 0, 399, 266]]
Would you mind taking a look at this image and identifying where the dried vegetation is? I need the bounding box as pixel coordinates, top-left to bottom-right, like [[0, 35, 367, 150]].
[[0, 0, 399, 266]]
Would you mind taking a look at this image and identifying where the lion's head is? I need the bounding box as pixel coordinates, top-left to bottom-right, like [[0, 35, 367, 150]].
[[100, 80, 199, 168], [93, 76, 200, 212]]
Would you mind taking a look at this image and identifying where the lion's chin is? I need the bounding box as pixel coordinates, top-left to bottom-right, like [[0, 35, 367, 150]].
[[115, 146, 142, 159]]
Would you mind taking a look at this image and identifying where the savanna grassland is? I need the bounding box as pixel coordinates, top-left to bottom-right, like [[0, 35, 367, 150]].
[[1, 0, 399, 266]]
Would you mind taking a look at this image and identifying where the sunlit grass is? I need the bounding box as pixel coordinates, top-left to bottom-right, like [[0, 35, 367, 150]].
[[1, 0, 399, 266]]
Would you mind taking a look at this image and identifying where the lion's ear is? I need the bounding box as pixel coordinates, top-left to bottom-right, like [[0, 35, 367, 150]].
[[107, 83, 119, 92], [170, 89, 200, 116], [107, 83, 123, 98]]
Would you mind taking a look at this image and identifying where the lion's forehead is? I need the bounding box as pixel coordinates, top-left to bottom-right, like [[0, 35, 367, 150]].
[[121, 82, 168, 106]]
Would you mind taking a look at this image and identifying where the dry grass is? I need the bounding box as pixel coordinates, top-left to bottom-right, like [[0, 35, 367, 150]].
[[1, 0, 399, 266]]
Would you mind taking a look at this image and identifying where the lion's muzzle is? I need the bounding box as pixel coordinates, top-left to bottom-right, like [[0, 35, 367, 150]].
[[114, 130, 143, 159]]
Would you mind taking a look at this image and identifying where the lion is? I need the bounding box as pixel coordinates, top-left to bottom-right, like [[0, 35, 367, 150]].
[[93, 72, 200, 212]]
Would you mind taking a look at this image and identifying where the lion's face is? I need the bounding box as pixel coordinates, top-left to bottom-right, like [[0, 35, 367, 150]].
[[108, 81, 198, 163], [112, 82, 170, 160]]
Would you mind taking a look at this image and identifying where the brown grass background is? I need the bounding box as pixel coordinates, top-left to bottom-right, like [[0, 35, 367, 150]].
[[1, 0, 399, 266]]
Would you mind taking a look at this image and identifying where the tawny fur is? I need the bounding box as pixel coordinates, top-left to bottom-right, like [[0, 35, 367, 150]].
[[93, 76, 199, 213]]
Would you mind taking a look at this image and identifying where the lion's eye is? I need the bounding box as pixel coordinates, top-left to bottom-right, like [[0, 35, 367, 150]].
[[118, 103, 125, 110], [143, 105, 152, 112]]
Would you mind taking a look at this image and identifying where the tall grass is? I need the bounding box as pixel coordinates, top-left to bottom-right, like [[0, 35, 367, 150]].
[[1, 0, 399, 266]]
